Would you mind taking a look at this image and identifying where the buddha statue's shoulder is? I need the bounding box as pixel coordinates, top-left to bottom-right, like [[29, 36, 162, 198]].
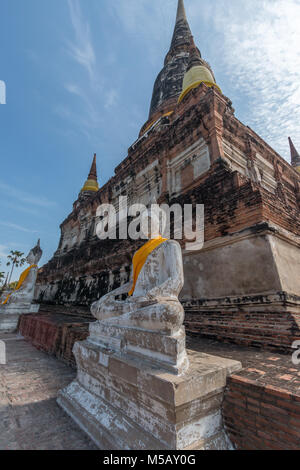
[[163, 239, 181, 249], [168, 239, 180, 245], [159, 239, 182, 256]]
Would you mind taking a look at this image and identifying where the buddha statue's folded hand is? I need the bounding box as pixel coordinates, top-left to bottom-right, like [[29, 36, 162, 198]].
[[100, 282, 131, 302], [128, 295, 152, 306], [112, 282, 131, 297], [146, 279, 180, 302]]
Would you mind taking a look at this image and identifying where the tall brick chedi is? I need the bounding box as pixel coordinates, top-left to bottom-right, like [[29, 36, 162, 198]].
[[35, 0, 300, 352]]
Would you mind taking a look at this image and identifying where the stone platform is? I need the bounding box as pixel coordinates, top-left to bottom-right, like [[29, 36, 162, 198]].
[[184, 292, 300, 353], [88, 321, 189, 375], [13, 306, 300, 450], [0, 303, 40, 333], [18, 306, 94, 367], [1, 331, 300, 450], [58, 334, 241, 450]]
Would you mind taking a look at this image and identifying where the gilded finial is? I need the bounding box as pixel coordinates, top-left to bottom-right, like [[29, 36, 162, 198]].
[[81, 154, 99, 193]]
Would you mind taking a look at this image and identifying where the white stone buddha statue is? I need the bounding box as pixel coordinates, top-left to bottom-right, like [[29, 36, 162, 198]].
[[1, 240, 42, 307], [91, 211, 185, 336], [0, 240, 43, 331]]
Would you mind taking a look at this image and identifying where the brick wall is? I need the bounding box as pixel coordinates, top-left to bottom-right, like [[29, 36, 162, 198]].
[[18, 313, 92, 367], [223, 375, 300, 450], [184, 309, 300, 353]]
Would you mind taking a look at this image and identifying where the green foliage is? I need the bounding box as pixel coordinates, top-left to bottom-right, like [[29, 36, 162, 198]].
[[6, 250, 26, 285], [6, 250, 26, 268], [0, 260, 6, 288], [0, 268, 5, 296], [8, 281, 18, 290]]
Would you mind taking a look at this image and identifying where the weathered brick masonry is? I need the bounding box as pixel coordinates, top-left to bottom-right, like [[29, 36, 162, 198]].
[[184, 307, 300, 353], [224, 376, 300, 450], [19, 307, 94, 367], [187, 336, 300, 450]]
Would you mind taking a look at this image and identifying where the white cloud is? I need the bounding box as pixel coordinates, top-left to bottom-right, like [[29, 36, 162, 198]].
[[54, 104, 73, 120], [0, 80, 6, 105], [0, 222, 38, 234], [190, 0, 300, 161], [0, 181, 55, 209], [62, 2, 106, 140], [108, 0, 175, 67], [67, 0, 96, 81], [0, 200, 39, 217], [65, 83, 82, 96], [104, 89, 118, 110], [0, 245, 8, 258], [60, 0, 300, 162]]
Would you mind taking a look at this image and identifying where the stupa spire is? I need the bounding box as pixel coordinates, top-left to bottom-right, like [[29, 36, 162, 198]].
[[169, 0, 193, 53], [147, 0, 194, 121], [142, 0, 220, 134], [81, 154, 99, 193], [289, 137, 300, 170], [176, 0, 187, 22], [88, 153, 97, 181]]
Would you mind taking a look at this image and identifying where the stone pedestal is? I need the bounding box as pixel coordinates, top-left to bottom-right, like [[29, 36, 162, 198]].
[[0, 303, 40, 332], [58, 325, 241, 450], [88, 322, 190, 375]]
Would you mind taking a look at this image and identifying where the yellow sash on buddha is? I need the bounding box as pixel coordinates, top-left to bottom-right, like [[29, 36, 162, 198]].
[[128, 237, 167, 296], [0, 265, 37, 306]]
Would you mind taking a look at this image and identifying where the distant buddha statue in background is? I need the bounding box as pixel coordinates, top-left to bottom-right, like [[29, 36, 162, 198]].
[[91, 210, 185, 335], [0, 240, 43, 307]]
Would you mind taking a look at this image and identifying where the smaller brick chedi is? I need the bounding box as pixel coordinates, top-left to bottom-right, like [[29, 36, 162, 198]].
[[80, 154, 99, 193], [35, 0, 300, 352], [289, 137, 300, 173]]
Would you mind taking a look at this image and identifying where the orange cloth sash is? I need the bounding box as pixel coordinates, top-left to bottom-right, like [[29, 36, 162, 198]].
[[1, 265, 37, 305], [128, 237, 167, 296]]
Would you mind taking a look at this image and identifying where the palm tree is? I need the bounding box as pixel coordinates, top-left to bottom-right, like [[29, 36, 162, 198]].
[[6, 251, 26, 285], [0, 260, 6, 294]]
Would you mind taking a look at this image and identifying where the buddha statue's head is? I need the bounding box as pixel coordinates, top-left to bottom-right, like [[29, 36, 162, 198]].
[[26, 239, 43, 265], [140, 208, 161, 240]]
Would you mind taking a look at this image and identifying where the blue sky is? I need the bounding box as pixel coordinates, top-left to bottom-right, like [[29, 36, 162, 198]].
[[0, 0, 300, 281]]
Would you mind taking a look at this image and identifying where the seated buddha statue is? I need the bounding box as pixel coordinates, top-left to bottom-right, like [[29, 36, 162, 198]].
[[1, 240, 43, 307], [91, 211, 185, 336]]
